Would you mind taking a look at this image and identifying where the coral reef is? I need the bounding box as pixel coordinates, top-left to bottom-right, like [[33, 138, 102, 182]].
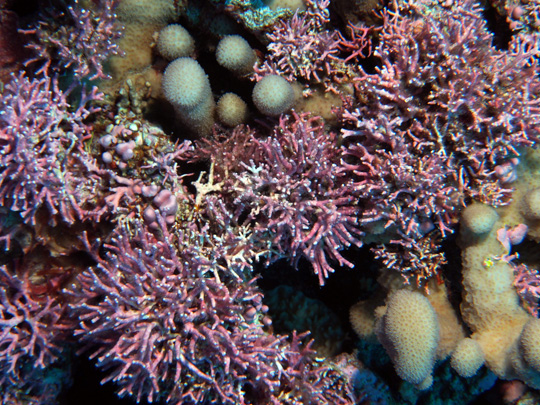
[[2, 0, 540, 403]]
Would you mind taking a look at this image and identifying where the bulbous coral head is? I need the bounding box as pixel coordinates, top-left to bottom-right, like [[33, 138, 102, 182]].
[[519, 319, 540, 380], [375, 289, 440, 389], [252, 74, 294, 116], [216, 35, 256, 76], [217, 92, 248, 127], [521, 187, 540, 221], [461, 203, 499, 237], [451, 338, 485, 378], [156, 24, 195, 60], [162, 57, 215, 135]]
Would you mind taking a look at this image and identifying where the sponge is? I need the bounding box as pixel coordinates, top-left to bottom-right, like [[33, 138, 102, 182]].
[[252, 75, 294, 116], [162, 57, 215, 135], [376, 290, 440, 387]]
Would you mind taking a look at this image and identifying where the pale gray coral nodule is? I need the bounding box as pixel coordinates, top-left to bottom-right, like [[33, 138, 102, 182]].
[[216, 35, 257, 75], [252, 74, 294, 116], [162, 57, 215, 135], [157, 24, 195, 60]]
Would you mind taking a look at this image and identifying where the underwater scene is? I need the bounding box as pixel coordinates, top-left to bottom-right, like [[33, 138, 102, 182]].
[[1, 0, 540, 403]]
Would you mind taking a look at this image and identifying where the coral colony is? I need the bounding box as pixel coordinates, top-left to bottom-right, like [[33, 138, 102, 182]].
[[3, 0, 540, 403]]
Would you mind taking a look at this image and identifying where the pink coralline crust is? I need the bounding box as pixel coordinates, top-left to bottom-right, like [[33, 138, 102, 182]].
[[513, 263, 540, 317], [254, 0, 375, 91], [67, 218, 356, 404], [342, 113, 462, 239], [278, 331, 356, 405], [336, 22, 374, 65], [69, 219, 272, 403], [343, 0, 540, 212], [22, 0, 123, 80], [0, 73, 107, 230], [238, 113, 363, 285], [372, 234, 447, 291]]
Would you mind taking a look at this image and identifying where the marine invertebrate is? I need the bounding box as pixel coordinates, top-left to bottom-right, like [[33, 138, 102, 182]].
[[162, 57, 215, 135], [116, 0, 179, 24], [375, 289, 440, 389], [461, 203, 500, 237], [331, 0, 383, 25], [0, 259, 71, 404], [68, 218, 272, 403], [216, 92, 249, 127], [268, 0, 306, 12], [342, 112, 462, 239], [216, 34, 257, 75], [514, 263, 540, 317], [156, 23, 195, 60], [254, 0, 344, 85], [522, 187, 540, 220], [372, 233, 447, 290], [451, 338, 485, 378], [252, 74, 295, 116], [457, 186, 540, 387], [6, 0, 540, 401], [342, 0, 540, 212], [0, 264, 65, 375], [519, 318, 540, 374], [336, 0, 540, 292], [195, 112, 363, 285], [225, 0, 292, 32]]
